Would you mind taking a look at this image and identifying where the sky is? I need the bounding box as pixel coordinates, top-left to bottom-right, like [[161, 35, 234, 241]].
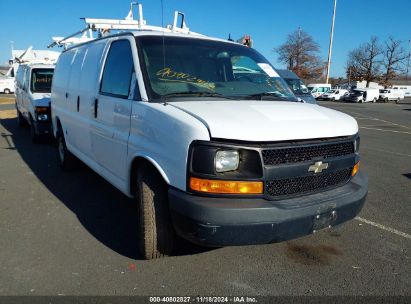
[[0, 0, 410, 77]]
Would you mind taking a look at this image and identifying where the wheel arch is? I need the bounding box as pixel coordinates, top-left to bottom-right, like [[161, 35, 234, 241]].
[[129, 155, 170, 197]]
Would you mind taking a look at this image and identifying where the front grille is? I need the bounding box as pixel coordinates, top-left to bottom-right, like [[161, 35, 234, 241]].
[[266, 168, 352, 197], [262, 141, 354, 166]]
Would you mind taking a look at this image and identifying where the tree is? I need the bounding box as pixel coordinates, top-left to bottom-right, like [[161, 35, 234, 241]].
[[275, 28, 324, 80], [346, 36, 383, 87], [381, 36, 408, 86]]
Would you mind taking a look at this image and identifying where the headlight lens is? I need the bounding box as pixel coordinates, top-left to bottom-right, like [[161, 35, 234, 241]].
[[215, 150, 239, 173], [37, 114, 48, 121], [354, 137, 360, 152]]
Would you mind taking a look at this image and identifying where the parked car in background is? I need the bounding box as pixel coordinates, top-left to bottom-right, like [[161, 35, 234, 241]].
[[345, 88, 379, 103], [15, 64, 54, 142], [0, 77, 15, 94], [307, 83, 331, 99], [379, 89, 404, 102], [277, 69, 316, 104], [317, 89, 348, 101]]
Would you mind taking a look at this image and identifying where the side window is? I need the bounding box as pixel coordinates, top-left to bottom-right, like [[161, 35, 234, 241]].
[[100, 40, 134, 98], [23, 68, 30, 91]]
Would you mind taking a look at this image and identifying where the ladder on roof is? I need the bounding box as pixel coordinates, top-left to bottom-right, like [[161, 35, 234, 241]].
[[48, 2, 198, 49]]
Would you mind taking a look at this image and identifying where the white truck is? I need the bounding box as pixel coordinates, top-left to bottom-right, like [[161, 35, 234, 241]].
[[345, 88, 379, 103], [50, 5, 367, 259], [15, 64, 55, 141], [0, 77, 15, 94], [379, 88, 405, 102]]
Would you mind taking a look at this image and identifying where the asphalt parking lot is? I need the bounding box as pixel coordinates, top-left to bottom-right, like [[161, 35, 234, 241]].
[[0, 95, 410, 297]]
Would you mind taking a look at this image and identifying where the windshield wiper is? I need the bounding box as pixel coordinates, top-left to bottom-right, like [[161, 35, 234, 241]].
[[243, 92, 293, 101], [161, 91, 235, 100]]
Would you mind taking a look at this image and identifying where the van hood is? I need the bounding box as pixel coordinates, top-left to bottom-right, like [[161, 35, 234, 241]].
[[32, 93, 51, 107], [170, 100, 358, 141]]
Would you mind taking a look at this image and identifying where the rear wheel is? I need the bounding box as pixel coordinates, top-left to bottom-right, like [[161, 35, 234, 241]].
[[396, 97, 400, 104], [385, 97, 389, 103], [4, 89, 11, 94], [135, 163, 174, 259], [372, 97, 377, 103], [56, 128, 78, 171]]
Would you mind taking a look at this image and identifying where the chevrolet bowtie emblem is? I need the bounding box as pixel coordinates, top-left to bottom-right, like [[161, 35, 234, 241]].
[[308, 161, 329, 173]]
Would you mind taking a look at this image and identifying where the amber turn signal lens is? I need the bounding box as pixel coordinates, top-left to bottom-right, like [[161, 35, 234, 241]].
[[352, 161, 360, 176], [35, 107, 48, 113], [189, 177, 263, 194]]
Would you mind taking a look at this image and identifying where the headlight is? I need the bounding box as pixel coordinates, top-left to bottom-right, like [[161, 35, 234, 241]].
[[37, 114, 48, 121], [215, 150, 239, 173], [354, 137, 360, 153]]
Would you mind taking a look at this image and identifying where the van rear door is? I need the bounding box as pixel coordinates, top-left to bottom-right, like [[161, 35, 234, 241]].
[[90, 38, 135, 181]]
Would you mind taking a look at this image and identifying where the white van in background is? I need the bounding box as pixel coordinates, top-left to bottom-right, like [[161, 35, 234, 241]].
[[379, 88, 404, 102], [392, 85, 411, 98], [307, 83, 331, 99], [346, 88, 379, 103], [15, 64, 55, 142], [0, 77, 15, 94], [317, 89, 348, 101]]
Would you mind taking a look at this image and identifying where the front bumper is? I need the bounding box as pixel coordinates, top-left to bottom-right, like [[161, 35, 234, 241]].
[[169, 171, 367, 246], [34, 120, 52, 136]]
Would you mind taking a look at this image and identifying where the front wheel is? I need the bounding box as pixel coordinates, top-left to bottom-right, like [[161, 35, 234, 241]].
[[17, 109, 26, 127], [136, 164, 174, 259], [372, 98, 377, 103], [29, 117, 40, 143]]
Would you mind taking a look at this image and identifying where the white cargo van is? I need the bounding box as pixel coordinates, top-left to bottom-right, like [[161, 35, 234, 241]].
[[15, 64, 54, 141], [345, 88, 379, 103], [51, 15, 367, 259], [0, 77, 14, 94], [317, 89, 348, 101], [391, 85, 411, 98], [307, 83, 332, 99], [379, 89, 404, 102]]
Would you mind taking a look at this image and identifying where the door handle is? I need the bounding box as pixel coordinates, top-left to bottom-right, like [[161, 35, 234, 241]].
[[94, 98, 98, 118], [77, 96, 80, 112]]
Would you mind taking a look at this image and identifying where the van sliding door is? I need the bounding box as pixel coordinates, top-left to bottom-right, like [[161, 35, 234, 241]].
[[90, 39, 134, 182]]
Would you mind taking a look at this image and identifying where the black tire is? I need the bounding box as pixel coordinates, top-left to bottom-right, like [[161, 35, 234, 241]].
[[56, 128, 78, 171], [372, 98, 377, 103], [385, 97, 388, 103], [136, 163, 174, 259], [4, 89, 10, 94], [29, 116, 40, 143], [331, 97, 335, 101], [16, 109, 26, 127]]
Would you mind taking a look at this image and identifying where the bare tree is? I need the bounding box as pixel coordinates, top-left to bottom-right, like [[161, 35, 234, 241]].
[[275, 28, 324, 80], [346, 36, 383, 87], [381, 36, 408, 86]]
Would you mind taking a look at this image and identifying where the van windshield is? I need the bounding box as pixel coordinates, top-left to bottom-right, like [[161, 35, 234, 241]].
[[136, 36, 297, 102], [31, 68, 54, 93]]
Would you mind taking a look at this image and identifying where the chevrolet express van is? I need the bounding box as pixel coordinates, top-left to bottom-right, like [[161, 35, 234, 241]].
[[15, 64, 54, 141], [51, 31, 367, 259]]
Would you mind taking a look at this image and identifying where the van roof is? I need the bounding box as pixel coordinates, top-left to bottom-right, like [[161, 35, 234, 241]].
[[64, 30, 245, 52], [18, 63, 55, 70], [276, 69, 299, 79]]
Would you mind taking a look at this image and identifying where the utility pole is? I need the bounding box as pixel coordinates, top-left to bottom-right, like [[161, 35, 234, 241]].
[[325, 0, 337, 84], [406, 40, 411, 81]]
